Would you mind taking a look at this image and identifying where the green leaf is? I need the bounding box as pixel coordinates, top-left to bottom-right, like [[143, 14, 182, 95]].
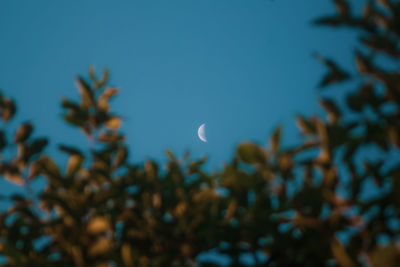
[[355, 50, 373, 74], [14, 122, 33, 143], [39, 156, 61, 179], [28, 138, 48, 156], [76, 76, 94, 107], [61, 98, 80, 110], [1, 98, 16, 122], [319, 98, 341, 123], [313, 15, 345, 26], [269, 125, 282, 153], [237, 142, 266, 165], [114, 146, 128, 169], [58, 144, 83, 156], [331, 238, 357, 267], [98, 132, 125, 143], [296, 115, 316, 134], [315, 53, 350, 88]]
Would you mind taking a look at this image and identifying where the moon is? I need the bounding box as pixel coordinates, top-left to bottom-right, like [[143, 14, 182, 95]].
[[197, 123, 207, 142]]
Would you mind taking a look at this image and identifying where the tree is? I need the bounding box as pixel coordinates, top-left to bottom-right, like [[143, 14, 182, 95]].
[[1, 0, 400, 266]]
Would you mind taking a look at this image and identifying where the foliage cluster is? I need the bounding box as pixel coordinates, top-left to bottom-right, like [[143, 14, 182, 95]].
[[1, 0, 400, 266]]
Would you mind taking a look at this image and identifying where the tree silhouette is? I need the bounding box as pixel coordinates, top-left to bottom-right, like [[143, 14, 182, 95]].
[[1, 0, 400, 266]]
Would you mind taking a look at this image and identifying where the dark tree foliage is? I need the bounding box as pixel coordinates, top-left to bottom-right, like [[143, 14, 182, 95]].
[[1, 0, 400, 266]]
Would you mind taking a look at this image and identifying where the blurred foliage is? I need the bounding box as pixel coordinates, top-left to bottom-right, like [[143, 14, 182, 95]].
[[2, 0, 400, 266]]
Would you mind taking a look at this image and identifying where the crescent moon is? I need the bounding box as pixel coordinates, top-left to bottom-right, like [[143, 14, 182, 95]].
[[198, 123, 207, 142]]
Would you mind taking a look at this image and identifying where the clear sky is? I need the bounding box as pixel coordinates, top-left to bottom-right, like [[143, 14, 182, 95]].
[[0, 0, 361, 173]]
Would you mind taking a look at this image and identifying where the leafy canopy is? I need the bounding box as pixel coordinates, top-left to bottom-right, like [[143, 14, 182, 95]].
[[1, 0, 400, 266]]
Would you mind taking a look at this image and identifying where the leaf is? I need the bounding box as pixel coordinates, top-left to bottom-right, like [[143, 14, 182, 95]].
[[97, 69, 109, 88], [152, 193, 162, 208], [315, 53, 350, 88], [296, 115, 316, 134], [121, 243, 133, 266], [28, 159, 42, 179], [63, 108, 89, 127], [87, 216, 111, 235], [334, 0, 350, 17], [362, 2, 373, 19], [14, 122, 33, 143], [76, 76, 94, 108], [174, 202, 187, 217], [104, 116, 122, 130], [361, 35, 399, 57], [0, 130, 7, 151], [166, 149, 176, 160], [40, 156, 61, 178], [101, 88, 119, 99], [225, 200, 237, 219], [313, 15, 345, 26], [391, 170, 400, 208], [346, 93, 363, 112], [278, 153, 293, 171], [188, 156, 207, 175], [71, 246, 84, 267], [0, 163, 23, 185], [331, 238, 357, 267], [58, 144, 83, 156], [355, 50, 373, 74], [61, 98, 80, 110], [377, 0, 391, 8], [114, 146, 128, 169], [269, 125, 282, 153], [371, 245, 400, 267], [98, 132, 125, 143], [1, 98, 16, 122], [237, 142, 266, 165], [88, 237, 113, 257], [316, 119, 331, 162], [66, 154, 84, 176], [319, 98, 341, 123], [98, 88, 118, 112], [145, 160, 158, 179], [28, 138, 48, 156], [89, 65, 96, 81]]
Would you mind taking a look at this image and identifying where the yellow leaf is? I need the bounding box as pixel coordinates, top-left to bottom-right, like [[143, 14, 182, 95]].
[[97, 98, 109, 112], [88, 237, 112, 257], [104, 117, 122, 130], [28, 159, 42, 179], [121, 243, 133, 266], [174, 202, 187, 217], [225, 200, 237, 219], [71, 246, 84, 267], [180, 243, 192, 256], [76, 77, 94, 108], [114, 146, 128, 169], [331, 238, 356, 267], [269, 125, 282, 153], [98, 132, 124, 143], [371, 245, 400, 267], [296, 115, 316, 135], [87, 216, 111, 235], [14, 123, 33, 143], [102, 88, 119, 98], [278, 153, 293, 170], [152, 193, 162, 208], [66, 154, 83, 176], [4, 171, 23, 186]]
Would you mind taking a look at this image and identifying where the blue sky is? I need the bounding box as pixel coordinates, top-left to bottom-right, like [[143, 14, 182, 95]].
[[0, 0, 361, 173]]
